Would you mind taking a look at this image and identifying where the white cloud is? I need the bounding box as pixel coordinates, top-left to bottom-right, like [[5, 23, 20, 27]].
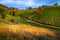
[[0, 0, 60, 9], [0, 0, 42, 9], [14, 0, 40, 7], [0, 0, 13, 3], [0, 0, 40, 7], [25, 0, 35, 7]]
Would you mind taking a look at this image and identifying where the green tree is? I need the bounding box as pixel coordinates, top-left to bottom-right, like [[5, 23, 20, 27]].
[[53, 3, 58, 6], [0, 8, 7, 19], [26, 7, 32, 9]]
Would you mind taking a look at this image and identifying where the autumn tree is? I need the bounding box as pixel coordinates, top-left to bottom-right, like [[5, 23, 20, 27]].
[[34, 9, 39, 14]]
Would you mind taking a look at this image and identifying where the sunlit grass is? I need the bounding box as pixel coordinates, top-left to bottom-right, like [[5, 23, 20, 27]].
[[0, 24, 56, 40]]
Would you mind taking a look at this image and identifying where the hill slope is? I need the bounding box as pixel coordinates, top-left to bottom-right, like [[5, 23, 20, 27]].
[[0, 4, 60, 40], [24, 6, 60, 27], [0, 4, 60, 27], [0, 24, 57, 40]]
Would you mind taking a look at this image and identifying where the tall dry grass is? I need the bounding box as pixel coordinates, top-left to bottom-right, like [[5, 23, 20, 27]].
[[0, 24, 57, 40]]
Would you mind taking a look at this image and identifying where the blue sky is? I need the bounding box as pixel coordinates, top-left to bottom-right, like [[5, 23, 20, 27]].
[[0, 0, 60, 9]]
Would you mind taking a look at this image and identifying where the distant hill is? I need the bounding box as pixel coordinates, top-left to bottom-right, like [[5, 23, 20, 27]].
[[0, 4, 60, 27], [23, 6, 60, 27], [0, 4, 8, 8], [0, 4, 20, 24]]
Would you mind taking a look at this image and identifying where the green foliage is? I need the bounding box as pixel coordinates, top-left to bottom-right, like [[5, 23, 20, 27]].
[[0, 4, 60, 40], [0, 34, 18, 40], [53, 3, 58, 6], [26, 7, 32, 9], [0, 8, 7, 19], [24, 6, 60, 27], [0, 3, 60, 27]]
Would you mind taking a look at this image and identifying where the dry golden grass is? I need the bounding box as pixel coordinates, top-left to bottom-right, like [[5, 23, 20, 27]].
[[0, 24, 56, 36], [0, 24, 57, 40]]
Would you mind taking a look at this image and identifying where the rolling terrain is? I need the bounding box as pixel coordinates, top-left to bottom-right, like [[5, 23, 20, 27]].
[[0, 4, 60, 40], [23, 6, 60, 27], [0, 24, 59, 40]]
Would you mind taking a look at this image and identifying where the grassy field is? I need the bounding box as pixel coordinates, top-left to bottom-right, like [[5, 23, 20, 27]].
[[0, 4, 60, 40], [0, 24, 59, 40], [0, 4, 60, 27], [24, 6, 60, 27]]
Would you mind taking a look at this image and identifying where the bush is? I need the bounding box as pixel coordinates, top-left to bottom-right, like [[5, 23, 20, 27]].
[[0, 8, 7, 19]]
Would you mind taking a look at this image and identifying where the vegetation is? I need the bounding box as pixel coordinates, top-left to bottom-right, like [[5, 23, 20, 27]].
[[0, 3, 60, 40], [0, 24, 59, 40], [0, 3, 60, 26], [23, 6, 60, 27], [0, 3, 60, 27]]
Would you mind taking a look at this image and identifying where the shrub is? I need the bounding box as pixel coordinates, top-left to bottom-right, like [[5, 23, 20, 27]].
[[0, 8, 7, 19]]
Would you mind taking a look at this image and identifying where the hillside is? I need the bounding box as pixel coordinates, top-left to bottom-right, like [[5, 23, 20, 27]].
[[0, 4, 60, 27], [23, 6, 60, 27], [0, 24, 60, 40], [0, 4, 21, 24], [0, 4, 60, 40]]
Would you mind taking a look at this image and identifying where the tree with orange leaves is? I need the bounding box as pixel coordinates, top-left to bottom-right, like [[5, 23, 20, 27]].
[[29, 9, 39, 19], [34, 9, 39, 14]]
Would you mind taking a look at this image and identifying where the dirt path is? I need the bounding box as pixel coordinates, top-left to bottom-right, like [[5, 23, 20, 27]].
[[22, 16, 60, 29]]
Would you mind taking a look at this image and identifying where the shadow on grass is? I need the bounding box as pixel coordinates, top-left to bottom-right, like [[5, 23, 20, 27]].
[[0, 31, 58, 40]]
